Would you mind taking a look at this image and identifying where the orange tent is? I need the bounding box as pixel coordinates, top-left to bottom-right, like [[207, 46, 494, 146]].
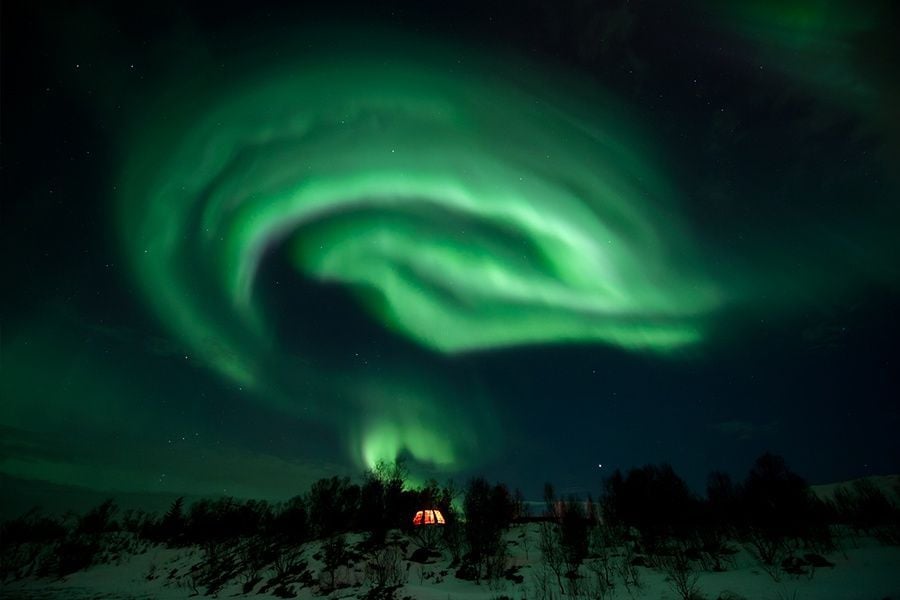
[[412, 508, 446, 526]]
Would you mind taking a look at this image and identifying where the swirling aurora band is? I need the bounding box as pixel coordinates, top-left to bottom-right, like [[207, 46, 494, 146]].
[[118, 43, 721, 471]]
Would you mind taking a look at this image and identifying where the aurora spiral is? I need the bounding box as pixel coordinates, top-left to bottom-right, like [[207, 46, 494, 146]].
[[117, 36, 720, 471]]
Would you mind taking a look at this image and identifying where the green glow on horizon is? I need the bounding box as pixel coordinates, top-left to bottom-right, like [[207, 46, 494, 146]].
[[361, 422, 456, 471], [118, 37, 720, 470]]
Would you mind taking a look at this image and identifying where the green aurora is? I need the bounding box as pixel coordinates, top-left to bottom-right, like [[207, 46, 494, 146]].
[[117, 42, 720, 471], [2, 1, 898, 506]]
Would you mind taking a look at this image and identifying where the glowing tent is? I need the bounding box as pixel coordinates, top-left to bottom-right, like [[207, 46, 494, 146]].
[[412, 509, 446, 526]]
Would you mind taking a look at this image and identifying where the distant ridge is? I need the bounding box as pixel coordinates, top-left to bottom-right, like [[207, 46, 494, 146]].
[[811, 474, 900, 503], [0, 473, 202, 520]]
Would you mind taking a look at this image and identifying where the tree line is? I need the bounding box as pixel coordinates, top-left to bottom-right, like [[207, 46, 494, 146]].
[[2, 452, 898, 596]]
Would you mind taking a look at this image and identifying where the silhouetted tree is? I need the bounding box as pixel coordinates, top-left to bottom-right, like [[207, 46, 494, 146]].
[[738, 453, 831, 561], [559, 497, 589, 573], [373, 459, 409, 530], [158, 496, 186, 544], [741, 454, 816, 536], [358, 474, 387, 543], [707, 471, 737, 528], [462, 477, 513, 583], [307, 476, 360, 538], [602, 464, 700, 550], [272, 495, 309, 543], [77, 499, 118, 536]]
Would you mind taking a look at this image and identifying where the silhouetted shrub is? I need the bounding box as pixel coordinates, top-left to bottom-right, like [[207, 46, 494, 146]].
[[537, 514, 566, 596], [321, 534, 350, 591], [0, 509, 69, 580], [365, 543, 407, 588], [513, 488, 528, 521], [850, 479, 894, 532], [659, 547, 702, 600], [272, 583, 297, 598], [0, 509, 67, 546], [55, 536, 101, 576], [832, 479, 900, 543]]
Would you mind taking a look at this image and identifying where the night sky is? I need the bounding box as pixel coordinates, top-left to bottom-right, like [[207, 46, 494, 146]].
[[2, 0, 899, 516]]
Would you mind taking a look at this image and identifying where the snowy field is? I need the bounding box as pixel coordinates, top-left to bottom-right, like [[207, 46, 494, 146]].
[[2, 523, 899, 600]]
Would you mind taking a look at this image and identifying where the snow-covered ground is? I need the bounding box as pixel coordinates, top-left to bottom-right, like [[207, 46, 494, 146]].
[[2, 525, 899, 599]]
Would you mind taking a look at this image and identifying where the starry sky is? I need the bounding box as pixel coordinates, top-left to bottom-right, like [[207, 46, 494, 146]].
[[2, 0, 899, 516]]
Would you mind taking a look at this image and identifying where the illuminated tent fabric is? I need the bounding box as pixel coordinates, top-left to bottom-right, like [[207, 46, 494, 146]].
[[412, 509, 446, 526]]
